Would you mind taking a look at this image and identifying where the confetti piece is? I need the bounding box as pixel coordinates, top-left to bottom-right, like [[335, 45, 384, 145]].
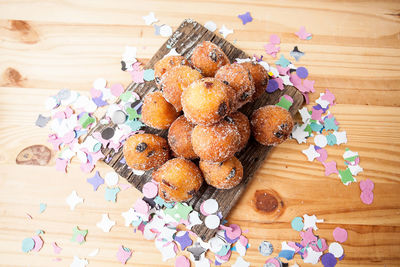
[[279, 249, 295, 260], [238, 12, 253, 25], [266, 79, 279, 93], [296, 67, 308, 79], [70, 256, 88, 267], [160, 24, 173, 37], [88, 248, 99, 257], [291, 217, 304, 231], [321, 89, 336, 105], [323, 161, 339, 176], [22, 237, 35, 253], [264, 43, 280, 58], [269, 34, 280, 45], [105, 187, 120, 202], [360, 190, 374, 205], [105, 171, 119, 187], [142, 12, 158, 25], [232, 256, 250, 267], [303, 247, 322, 264], [174, 231, 193, 250], [219, 24, 234, 38], [36, 114, 51, 128], [314, 134, 328, 148], [275, 54, 291, 67], [321, 252, 337, 267], [134, 198, 150, 214], [302, 145, 320, 161], [143, 69, 155, 81], [324, 117, 339, 131], [32, 235, 43, 251], [333, 227, 348, 243], [96, 213, 116, 232], [56, 158, 68, 173], [142, 182, 158, 199], [339, 168, 355, 185], [205, 214, 220, 229], [333, 131, 347, 145], [188, 242, 207, 261], [295, 26, 312, 40], [291, 123, 309, 144], [290, 46, 305, 61], [326, 133, 337, 146], [121, 208, 138, 226], [204, 21, 217, 32], [87, 171, 104, 191], [303, 214, 324, 231], [165, 202, 192, 222], [116, 245, 132, 264], [52, 242, 62, 254], [202, 199, 219, 215], [39, 203, 47, 214], [71, 226, 88, 244], [276, 95, 293, 110], [315, 148, 328, 162], [360, 179, 374, 191], [175, 255, 191, 267], [329, 242, 344, 258], [259, 241, 274, 256], [66, 190, 83, 211]]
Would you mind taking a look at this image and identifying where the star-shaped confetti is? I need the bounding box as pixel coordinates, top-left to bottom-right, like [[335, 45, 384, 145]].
[[303, 247, 322, 264], [323, 161, 339, 176], [71, 226, 88, 244], [219, 25, 233, 38], [291, 124, 309, 144], [339, 168, 356, 185], [275, 54, 291, 67], [142, 12, 158, 25], [66, 190, 83, 211], [70, 256, 88, 267], [86, 171, 104, 191], [105, 187, 120, 202], [96, 213, 116, 232], [164, 202, 193, 222], [290, 46, 305, 61], [333, 131, 347, 145], [116, 245, 132, 264], [238, 12, 253, 25], [302, 145, 320, 161], [187, 242, 207, 261], [232, 256, 250, 267], [174, 231, 193, 250], [298, 107, 311, 124], [303, 214, 324, 231], [295, 26, 312, 40], [324, 117, 339, 131], [121, 208, 139, 226]]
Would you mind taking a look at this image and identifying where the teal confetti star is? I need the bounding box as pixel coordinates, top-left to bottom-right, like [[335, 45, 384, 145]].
[[105, 187, 120, 202], [275, 54, 291, 67], [324, 117, 339, 131]]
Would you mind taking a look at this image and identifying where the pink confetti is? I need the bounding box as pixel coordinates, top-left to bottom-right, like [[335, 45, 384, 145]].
[[315, 148, 328, 162], [216, 249, 232, 261], [360, 179, 374, 192], [62, 131, 76, 144], [90, 87, 102, 98], [300, 228, 318, 247], [277, 65, 290, 76], [274, 77, 284, 90], [302, 79, 315, 93], [295, 26, 312, 40], [52, 242, 62, 254], [119, 183, 132, 191], [142, 182, 158, 198], [321, 89, 335, 105], [200, 202, 210, 216], [333, 227, 348, 243], [323, 161, 338, 176], [116, 245, 132, 264], [76, 234, 84, 243], [310, 238, 328, 252], [129, 63, 144, 83], [360, 190, 374, 205], [80, 162, 95, 173], [290, 73, 302, 87], [55, 158, 68, 173], [32, 235, 43, 252], [226, 224, 242, 240], [175, 255, 190, 267], [111, 83, 125, 97], [264, 43, 280, 58], [134, 198, 149, 214], [89, 150, 105, 163], [53, 111, 66, 120], [239, 235, 248, 247], [48, 134, 63, 151], [269, 34, 281, 45], [311, 108, 324, 121]]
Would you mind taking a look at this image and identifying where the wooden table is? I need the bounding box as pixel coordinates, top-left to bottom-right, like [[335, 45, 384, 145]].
[[0, 1, 399, 266]]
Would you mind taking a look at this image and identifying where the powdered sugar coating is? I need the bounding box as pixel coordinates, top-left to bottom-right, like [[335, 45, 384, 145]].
[[215, 63, 255, 109], [123, 133, 170, 170], [152, 158, 203, 202], [168, 115, 198, 159], [154, 55, 190, 86], [251, 105, 294, 146], [161, 65, 202, 112], [191, 41, 230, 77], [225, 112, 250, 151], [181, 78, 236, 126], [240, 61, 269, 100], [141, 91, 180, 130], [191, 120, 241, 162], [199, 156, 244, 189]]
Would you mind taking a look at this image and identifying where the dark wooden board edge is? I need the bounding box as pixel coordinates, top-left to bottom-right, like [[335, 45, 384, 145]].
[[87, 19, 304, 241]]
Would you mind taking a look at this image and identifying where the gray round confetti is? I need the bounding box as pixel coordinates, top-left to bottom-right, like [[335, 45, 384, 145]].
[[111, 110, 127, 124], [101, 127, 115, 140], [56, 89, 71, 100], [259, 241, 274, 256]]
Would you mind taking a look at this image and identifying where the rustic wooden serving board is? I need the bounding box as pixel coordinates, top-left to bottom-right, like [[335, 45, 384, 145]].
[[88, 19, 304, 241]]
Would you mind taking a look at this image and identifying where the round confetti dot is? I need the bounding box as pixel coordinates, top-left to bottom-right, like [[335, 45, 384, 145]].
[[143, 69, 155, 81], [93, 78, 107, 90], [226, 224, 242, 240], [111, 110, 127, 124], [321, 252, 337, 267], [22, 237, 35, 253], [160, 24, 172, 37], [259, 241, 274, 256], [359, 179, 374, 192], [291, 216, 304, 231], [110, 83, 124, 97], [202, 199, 218, 215], [101, 127, 115, 140], [296, 67, 309, 79], [175, 255, 190, 267], [266, 79, 279, 93], [360, 190, 374, 205], [333, 227, 348, 243], [314, 134, 328, 148], [209, 236, 225, 253], [105, 171, 119, 186], [142, 182, 158, 199], [205, 214, 220, 229], [329, 242, 344, 258]]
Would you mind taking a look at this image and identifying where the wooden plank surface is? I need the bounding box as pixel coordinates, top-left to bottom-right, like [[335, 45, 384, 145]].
[[0, 0, 400, 266], [88, 19, 304, 242]]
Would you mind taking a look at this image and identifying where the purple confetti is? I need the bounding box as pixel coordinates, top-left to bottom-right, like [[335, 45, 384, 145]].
[[86, 171, 104, 191], [321, 253, 337, 267], [238, 12, 253, 25], [296, 67, 309, 79], [174, 231, 192, 250], [266, 79, 279, 93]]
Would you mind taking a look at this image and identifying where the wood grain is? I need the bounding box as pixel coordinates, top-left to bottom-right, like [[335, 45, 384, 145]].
[[0, 0, 399, 266]]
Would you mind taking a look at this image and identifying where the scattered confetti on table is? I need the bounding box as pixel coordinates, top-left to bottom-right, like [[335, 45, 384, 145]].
[[66, 191, 84, 211], [238, 12, 253, 25], [96, 213, 116, 232]]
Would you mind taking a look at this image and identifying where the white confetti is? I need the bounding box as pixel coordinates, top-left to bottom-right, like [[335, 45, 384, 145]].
[[204, 214, 220, 229], [232, 256, 250, 267], [314, 134, 328, 148], [88, 248, 99, 257], [96, 213, 115, 232], [202, 199, 218, 214], [303, 214, 324, 231], [329, 242, 344, 258], [142, 12, 158, 25], [291, 123, 309, 144], [302, 145, 320, 161], [104, 171, 119, 187], [160, 24, 173, 37], [333, 131, 347, 145], [70, 256, 88, 267], [348, 164, 363, 176], [121, 208, 139, 226], [299, 107, 311, 124], [66, 190, 83, 211], [204, 21, 217, 32], [303, 247, 322, 264], [93, 78, 107, 90], [219, 24, 233, 38]]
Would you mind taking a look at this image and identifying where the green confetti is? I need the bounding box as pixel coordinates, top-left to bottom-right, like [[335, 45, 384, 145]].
[[120, 91, 133, 102], [126, 107, 140, 121], [164, 202, 192, 222], [71, 226, 88, 244], [304, 124, 313, 136], [79, 113, 95, 129], [275, 97, 292, 110], [339, 168, 355, 185]]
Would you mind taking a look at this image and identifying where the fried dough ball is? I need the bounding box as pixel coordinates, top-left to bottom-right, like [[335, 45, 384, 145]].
[[191, 41, 230, 77], [181, 78, 236, 126], [168, 115, 197, 159], [225, 111, 250, 151], [215, 63, 255, 109], [199, 156, 243, 189], [141, 91, 180, 129], [154, 55, 190, 87], [240, 61, 269, 100], [251, 105, 294, 146], [191, 120, 241, 162], [123, 134, 170, 170], [160, 65, 202, 112], [153, 158, 203, 202]]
